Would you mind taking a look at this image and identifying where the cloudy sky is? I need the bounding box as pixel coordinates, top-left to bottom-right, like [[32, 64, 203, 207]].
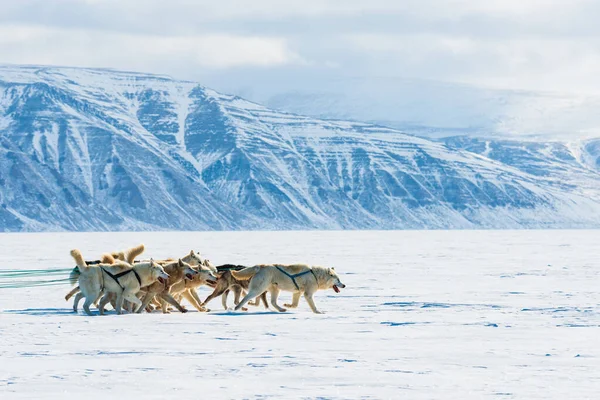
[[2, 0, 599, 96]]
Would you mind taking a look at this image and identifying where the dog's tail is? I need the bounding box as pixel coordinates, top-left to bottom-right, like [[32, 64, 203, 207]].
[[69, 249, 88, 285], [230, 265, 261, 280], [101, 253, 115, 264], [70, 249, 86, 268], [65, 286, 80, 300], [125, 244, 145, 264]]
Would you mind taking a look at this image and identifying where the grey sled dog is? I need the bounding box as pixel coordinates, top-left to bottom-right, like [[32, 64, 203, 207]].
[[231, 264, 345, 314], [70, 249, 168, 316]]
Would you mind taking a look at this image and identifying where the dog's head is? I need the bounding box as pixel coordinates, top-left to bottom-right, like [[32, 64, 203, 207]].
[[178, 259, 198, 280], [191, 265, 218, 287], [185, 250, 204, 266], [150, 259, 169, 283], [324, 267, 345, 293]]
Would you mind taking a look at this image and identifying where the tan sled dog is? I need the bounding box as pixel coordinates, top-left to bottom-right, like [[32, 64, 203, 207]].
[[70, 249, 168, 315], [135, 259, 199, 313], [232, 264, 345, 314], [203, 265, 269, 310], [159, 250, 217, 311], [168, 264, 218, 312]]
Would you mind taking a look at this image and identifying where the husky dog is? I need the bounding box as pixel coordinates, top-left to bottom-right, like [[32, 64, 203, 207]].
[[135, 259, 200, 313], [156, 250, 218, 311], [202, 265, 269, 310], [168, 263, 218, 312], [66, 244, 146, 310], [152, 250, 216, 272], [70, 249, 168, 316], [231, 264, 345, 314]]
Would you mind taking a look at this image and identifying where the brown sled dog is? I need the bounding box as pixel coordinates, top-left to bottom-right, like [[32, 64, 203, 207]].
[[202, 265, 268, 310], [135, 259, 204, 313], [168, 262, 218, 312]]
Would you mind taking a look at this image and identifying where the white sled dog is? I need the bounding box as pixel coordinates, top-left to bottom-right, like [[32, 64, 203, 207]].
[[70, 249, 168, 316], [66, 244, 146, 312], [231, 264, 345, 314]]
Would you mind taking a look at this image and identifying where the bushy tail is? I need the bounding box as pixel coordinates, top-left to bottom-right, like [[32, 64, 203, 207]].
[[69, 249, 87, 285], [101, 253, 115, 264], [125, 244, 145, 264], [231, 266, 261, 281], [70, 249, 86, 268]]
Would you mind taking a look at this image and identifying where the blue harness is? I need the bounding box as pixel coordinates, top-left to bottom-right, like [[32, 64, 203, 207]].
[[275, 266, 318, 290]]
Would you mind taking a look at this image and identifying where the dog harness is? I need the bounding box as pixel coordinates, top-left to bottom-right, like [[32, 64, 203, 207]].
[[101, 268, 142, 291], [275, 266, 318, 290], [216, 264, 247, 272]]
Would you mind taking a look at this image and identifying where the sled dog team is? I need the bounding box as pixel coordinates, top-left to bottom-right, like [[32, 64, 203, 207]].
[[66, 244, 345, 316]]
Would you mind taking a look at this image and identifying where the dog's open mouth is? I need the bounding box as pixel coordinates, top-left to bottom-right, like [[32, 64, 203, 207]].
[[333, 285, 340, 293], [158, 277, 166, 284], [185, 273, 194, 280], [207, 279, 217, 286]]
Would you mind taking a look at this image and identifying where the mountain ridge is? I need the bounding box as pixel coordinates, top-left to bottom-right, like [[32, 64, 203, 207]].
[[2, 65, 600, 231]]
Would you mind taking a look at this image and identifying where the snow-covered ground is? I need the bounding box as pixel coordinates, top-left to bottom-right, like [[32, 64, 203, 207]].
[[1, 230, 599, 399]]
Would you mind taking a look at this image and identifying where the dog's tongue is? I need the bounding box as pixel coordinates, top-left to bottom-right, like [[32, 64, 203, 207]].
[[333, 285, 340, 293], [186, 273, 193, 280], [158, 277, 166, 284]]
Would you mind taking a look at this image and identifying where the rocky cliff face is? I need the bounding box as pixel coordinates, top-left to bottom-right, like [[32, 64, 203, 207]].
[[2, 65, 600, 231]]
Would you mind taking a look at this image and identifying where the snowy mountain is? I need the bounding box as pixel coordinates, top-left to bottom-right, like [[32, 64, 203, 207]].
[[227, 77, 600, 139], [2, 65, 600, 231]]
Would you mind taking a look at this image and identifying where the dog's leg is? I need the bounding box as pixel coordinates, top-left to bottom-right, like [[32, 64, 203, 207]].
[[284, 292, 301, 308], [246, 289, 257, 306], [231, 286, 249, 311], [189, 288, 205, 310], [123, 291, 142, 312], [72, 292, 84, 312], [269, 287, 286, 312], [98, 293, 112, 315], [261, 292, 269, 309], [235, 280, 269, 311], [303, 290, 323, 314], [136, 292, 156, 313], [65, 286, 80, 301], [233, 286, 242, 305], [82, 293, 97, 316], [92, 290, 104, 308], [221, 289, 230, 310], [158, 297, 169, 312], [182, 290, 207, 312], [158, 292, 188, 313], [114, 291, 125, 315]]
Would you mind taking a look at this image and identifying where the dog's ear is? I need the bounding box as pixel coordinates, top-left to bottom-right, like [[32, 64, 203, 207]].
[[178, 258, 183, 267], [189, 250, 194, 256]]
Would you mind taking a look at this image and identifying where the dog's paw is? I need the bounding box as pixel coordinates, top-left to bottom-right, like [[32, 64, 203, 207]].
[[241, 307, 249, 312], [283, 303, 296, 308], [181, 308, 188, 313]]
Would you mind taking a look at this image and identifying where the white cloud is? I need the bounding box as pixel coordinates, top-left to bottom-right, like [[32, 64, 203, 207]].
[[1, 0, 600, 95], [0, 24, 303, 70]]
